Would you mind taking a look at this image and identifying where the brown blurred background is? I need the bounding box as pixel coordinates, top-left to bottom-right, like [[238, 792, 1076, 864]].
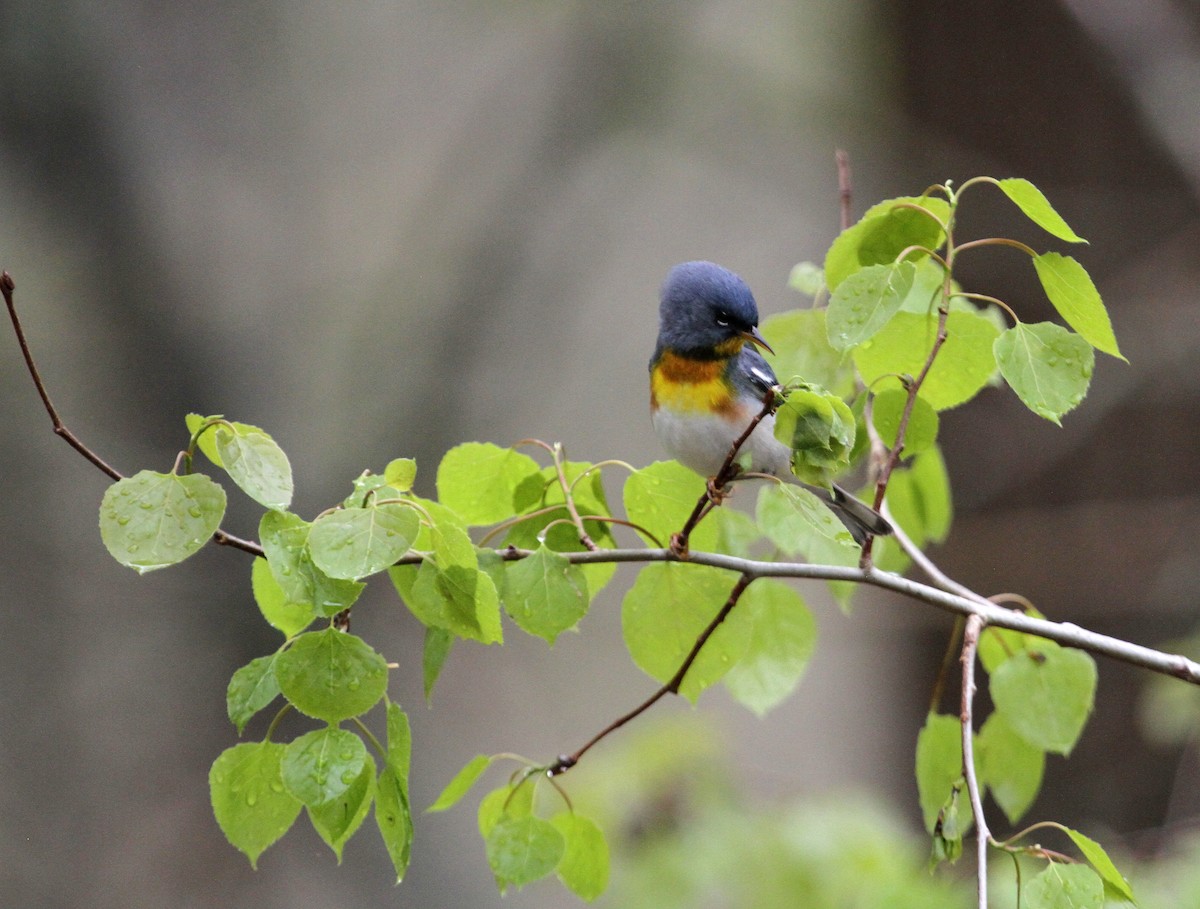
[[2, 1, 1199, 906]]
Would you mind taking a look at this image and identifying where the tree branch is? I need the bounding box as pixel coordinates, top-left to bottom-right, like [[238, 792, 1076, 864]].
[[960, 613, 990, 909]]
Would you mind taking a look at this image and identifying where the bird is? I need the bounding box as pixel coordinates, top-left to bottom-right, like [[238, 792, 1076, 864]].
[[649, 260, 892, 546]]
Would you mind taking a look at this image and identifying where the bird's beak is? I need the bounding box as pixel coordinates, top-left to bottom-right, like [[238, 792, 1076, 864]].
[[740, 326, 775, 356]]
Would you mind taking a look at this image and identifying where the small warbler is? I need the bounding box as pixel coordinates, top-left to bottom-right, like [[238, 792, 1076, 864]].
[[649, 260, 891, 545]]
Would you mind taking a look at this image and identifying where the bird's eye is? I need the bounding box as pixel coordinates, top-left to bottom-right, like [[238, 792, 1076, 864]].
[[715, 310, 730, 327]]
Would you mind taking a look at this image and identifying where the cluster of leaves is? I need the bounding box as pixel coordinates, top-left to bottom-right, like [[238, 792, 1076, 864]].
[[88, 177, 1134, 905]]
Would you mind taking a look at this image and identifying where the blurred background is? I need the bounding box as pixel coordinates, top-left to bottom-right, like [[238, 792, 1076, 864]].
[[3, 1, 1200, 906]]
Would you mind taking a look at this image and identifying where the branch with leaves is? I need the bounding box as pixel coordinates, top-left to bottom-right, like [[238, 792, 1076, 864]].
[[2, 175, 1157, 905]]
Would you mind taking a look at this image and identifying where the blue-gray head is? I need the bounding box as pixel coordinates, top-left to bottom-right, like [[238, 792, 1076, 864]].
[[655, 261, 773, 357]]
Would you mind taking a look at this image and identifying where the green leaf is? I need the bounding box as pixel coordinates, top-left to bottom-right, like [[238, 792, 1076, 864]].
[[214, 423, 294, 510], [250, 557, 314, 638], [99, 470, 226, 573], [428, 754, 492, 812], [1032, 253, 1123, 359], [478, 781, 534, 838], [825, 196, 950, 290], [976, 712, 1044, 824], [996, 177, 1087, 244], [505, 461, 617, 599], [991, 647, 1097, 754], [621, 563, 750, 702], [486, 815, 565, 891], [623, 460, 718, 552], [383, 457, 417, 492], [502, 544, 589, 643], [375, 764, 413, 882], [760, 308, 855, 398], [186, 413, 226, 467], [827, 261, 917, 351], [995, 322, 1095, 425], [787, 260, 825, 297], [226, 653, 282, 735], [389, 559, 503, 644], [436, 442, 541, 525], [551, 812, 610, 901], [722, 580, 817, 716], [871, 388, 939, 455], [1064, 827, 1137, 903], [915, 712, 964, 834], [280, 726, 368, 806], [308, 503, 420, 580], [977, 615, 1046, 674], [308, 753, 375, 863], [273, 629, 389, 722], [423, 626, 453, 702], [258, 511, 364, 618], [853, 310, 1000, 411], [1023, 862, 1104, 909], [384, 701, 412, 783], [884, 445, 953, 547], [756, 483, 857, 553], [209, 741, 302, 868], [771, 386, 856, 486]]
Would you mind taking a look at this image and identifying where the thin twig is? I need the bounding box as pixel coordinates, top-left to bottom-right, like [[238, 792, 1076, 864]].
[[837, 149, 853, 230], [674, 388, 776, 555], [961, 613, 989, 909], [2, 272, 123, 480], [549, 572, 755, 774], [550, 442, 599, 551], [5, 271, 265, 558]]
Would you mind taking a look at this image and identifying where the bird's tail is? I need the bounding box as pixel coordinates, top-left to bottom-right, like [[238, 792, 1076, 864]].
[[820, 483, 893, 546]]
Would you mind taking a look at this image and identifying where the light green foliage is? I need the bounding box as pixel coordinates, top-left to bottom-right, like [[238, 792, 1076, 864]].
[[853, 310, 1001, 410], [226, 653, 282, 735], [871, 387, 939, 455], [209, 741, 302, 868], [756, 483, 856, 552], [273, 629, 389, 723], [187, 414, 294, 509], [428, 754, 492, 812], [551, 812, 610, 901], [1065, 827, 1137, 903], [307, 502, 419, 580], [786, 260, 824, 297], [824, 195, 950, 290], [827, 261, 917, 350], [280, 726, 368, 806], [422, 626, 454, 701], [995, 321, 1095, 424], [310, 754, 375, 863], [760, 308, 855, 396], [99, 470, 226, 572], [995, 177, 1088, 244], [375, 701, 414, 880], [624, 460, 718, 551], [487, 815, 566, 892], [915, 712, 965, 835], [1024, 862, 1105, 909], [722, 580, 817, 715], [990, 646, 1097, 755], [884, 445, 952, 548], [250, 556, 314, 637], [383, 457, 417, 492], [1032, 253, 1122, 359], [622, 563, 751, 702], [259, 510, 364, 617], [502, 543, 589, 643], [772, 385, 856, 486], [975, 712, 1044, 824], [436, 442, 540, 525]]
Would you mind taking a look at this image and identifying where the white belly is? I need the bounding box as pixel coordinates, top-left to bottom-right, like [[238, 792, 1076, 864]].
[[652, 407, 792, 478]]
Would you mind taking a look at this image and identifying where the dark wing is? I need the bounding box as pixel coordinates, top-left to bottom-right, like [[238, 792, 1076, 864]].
[[739, 346, 779, 395]]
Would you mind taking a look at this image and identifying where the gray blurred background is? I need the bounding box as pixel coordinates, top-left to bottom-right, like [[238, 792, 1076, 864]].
[[2, 1, 1199, 906]]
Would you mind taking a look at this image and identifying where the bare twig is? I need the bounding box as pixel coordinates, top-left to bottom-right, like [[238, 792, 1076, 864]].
[[961, 613, 990, 909], [549, 572, 754, 775], [4, 271, 265, 557]]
